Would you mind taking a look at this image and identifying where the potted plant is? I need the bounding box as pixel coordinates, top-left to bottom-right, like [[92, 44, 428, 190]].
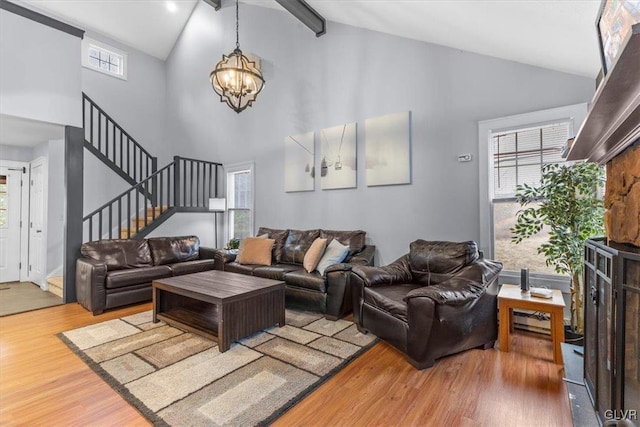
[[226, 238, 241, 251], [511, 162, 605, 336]]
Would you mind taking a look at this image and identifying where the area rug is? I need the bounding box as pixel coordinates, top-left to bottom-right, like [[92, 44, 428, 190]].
[[58, 309, 376, 426]]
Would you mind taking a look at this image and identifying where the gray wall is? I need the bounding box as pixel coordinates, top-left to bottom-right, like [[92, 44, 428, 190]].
[[81, 31, 168, 215], [0, 9, 81, 127], [164, 3, 596, 264]]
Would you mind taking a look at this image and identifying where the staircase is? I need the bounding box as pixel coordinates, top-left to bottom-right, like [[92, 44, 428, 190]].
[[81, 93, 223, 241]]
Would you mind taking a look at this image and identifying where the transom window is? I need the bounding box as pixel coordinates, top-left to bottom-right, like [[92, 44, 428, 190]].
[[81, 38, 127, 80]]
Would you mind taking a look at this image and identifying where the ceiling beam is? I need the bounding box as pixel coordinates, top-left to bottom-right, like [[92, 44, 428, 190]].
[[202, 0, 221, 11], [275, 0, 326, 37]]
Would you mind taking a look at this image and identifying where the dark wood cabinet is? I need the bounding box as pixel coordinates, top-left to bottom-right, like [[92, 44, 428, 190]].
[[584, 239, 640, 424]]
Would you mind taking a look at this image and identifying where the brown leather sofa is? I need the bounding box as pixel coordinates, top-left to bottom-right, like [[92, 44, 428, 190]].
[[214, 228, 375, 320], [350, 240, 502, 369], [76, 236, 216, 315]]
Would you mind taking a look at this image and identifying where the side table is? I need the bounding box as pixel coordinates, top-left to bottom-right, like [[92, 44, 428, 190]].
[[498, 284, 566, 364]]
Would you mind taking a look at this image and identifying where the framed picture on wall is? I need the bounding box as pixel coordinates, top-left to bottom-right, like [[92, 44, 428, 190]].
[[319, 122, 357, 190], [365, 111, 411, 187], [284, 131, 315, 192], [596, 0, 640, 76]]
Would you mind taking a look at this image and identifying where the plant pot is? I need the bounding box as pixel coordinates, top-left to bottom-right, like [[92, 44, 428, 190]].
[[565, 325, 584, 346]]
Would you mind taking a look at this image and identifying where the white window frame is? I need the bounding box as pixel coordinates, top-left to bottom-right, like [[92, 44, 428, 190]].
[[224, 161, 254, 244], [81, 37, 128, 80], [478, 103, 588, 290]]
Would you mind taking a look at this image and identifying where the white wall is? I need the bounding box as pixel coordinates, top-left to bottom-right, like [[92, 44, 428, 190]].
[[31, 140, 65, 279], [0, 9, 81, 127], [164, 3, 596, 264]]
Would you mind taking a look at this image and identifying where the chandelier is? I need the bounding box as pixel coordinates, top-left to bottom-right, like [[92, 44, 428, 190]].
[[210, 0, 265, 113]]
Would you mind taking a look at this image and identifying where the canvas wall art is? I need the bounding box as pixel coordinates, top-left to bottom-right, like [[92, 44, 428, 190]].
[[284, 131, 315, 192], [365, 111, 411, 186], [319, 122, 357, 190]]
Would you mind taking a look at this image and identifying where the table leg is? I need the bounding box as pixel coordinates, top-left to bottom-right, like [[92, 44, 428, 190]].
[[218, 302, 229, 352], [551, 308, 564, 364], [152, 286, 158, 323], [499, 300, 510, 352]]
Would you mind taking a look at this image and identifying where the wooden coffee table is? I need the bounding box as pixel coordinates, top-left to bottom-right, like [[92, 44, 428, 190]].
[[152, 270, 285, 352]]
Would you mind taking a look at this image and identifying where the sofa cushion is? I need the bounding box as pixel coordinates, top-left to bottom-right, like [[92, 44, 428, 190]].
[[409, 240, 478, 276], [320, 229, 366, 253], [105, 265, 172, 289], [364, 284, 421, 323], [257, 227, 289, 262], [236, 237, 274, 266], [224, 262, 260, 275], [284, 270, 325, 292], [81, 239, 152, 271], [281, 229, 320, 265], [303, 238, 327, 273], [316, 239, 349, 275], [169, 259, 216, 275], [148, 236, 200, 265], [253, 264, 302, 280]]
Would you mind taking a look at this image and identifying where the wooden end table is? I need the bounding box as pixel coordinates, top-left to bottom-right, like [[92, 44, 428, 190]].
[[498, 284, 566, 364], [152, 270, 285, 352]]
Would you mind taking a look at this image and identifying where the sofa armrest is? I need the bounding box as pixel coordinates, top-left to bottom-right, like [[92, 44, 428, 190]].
[[351, 254, 412, 287], [348, 245, 375, 266], [404, 259, 502, 305], [75, 257, 108, 315], [213, 249, 237, 270], [199, 246, 217, 260]]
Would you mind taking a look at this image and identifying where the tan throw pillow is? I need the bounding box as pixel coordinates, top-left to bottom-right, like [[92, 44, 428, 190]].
[[236, 237, 275, 266], [303, 238, 328, 273], [236, 234, 267, 259]]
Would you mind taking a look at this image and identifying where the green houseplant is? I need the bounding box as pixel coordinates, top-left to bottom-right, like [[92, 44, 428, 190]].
[[511, 162, 605, 335]]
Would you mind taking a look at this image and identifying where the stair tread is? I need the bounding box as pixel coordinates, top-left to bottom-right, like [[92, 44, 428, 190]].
[[47, 276, 63, 287]]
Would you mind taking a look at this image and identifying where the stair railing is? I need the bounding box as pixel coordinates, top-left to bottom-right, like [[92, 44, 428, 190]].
[[83, 156, 222, 241], [82, 93, 158, 187]]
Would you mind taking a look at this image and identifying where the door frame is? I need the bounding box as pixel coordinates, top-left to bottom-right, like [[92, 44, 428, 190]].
[[28, 156, 47, 288], [0, 160, 29, 282]]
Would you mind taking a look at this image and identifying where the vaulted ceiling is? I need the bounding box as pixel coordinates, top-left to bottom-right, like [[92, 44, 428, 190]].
[[20, 0, 603, 78]]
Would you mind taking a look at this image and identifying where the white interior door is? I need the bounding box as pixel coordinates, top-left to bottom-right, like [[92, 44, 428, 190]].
[[0, 167, 22, 283], [28, 158, 46, 287]]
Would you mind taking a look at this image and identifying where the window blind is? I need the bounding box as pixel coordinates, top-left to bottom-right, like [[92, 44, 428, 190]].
[[492, 122, 569, 198]]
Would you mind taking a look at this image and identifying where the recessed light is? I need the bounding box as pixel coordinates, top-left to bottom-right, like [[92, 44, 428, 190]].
[[166, 1, 178, 13]]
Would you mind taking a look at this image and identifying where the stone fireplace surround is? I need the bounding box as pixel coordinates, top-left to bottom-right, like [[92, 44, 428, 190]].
[[605, 143, 640, 248], [567, 23, 639, 426]]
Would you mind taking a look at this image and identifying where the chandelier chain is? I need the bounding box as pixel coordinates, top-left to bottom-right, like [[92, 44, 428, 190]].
[[235, 0, 240, 50]]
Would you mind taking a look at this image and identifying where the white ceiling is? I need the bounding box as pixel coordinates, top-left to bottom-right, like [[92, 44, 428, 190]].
[[0, 115, 65, 147], [19, 0, 602, 77]]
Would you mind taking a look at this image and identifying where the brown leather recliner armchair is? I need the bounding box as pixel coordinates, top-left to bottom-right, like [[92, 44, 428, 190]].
[[350, 240, 502, 369]]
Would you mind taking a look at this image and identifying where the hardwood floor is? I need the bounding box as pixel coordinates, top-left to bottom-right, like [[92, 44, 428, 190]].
[[0, 303, 573, 426]]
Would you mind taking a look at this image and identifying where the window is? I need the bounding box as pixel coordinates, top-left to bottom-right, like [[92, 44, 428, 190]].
[[81, 38, 127, 80], [491, 122, 569, 275], [226, 163, 254, 241], [478, 103, 588, 288]]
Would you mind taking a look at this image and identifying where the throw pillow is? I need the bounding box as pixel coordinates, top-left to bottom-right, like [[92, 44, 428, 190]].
[[303, 238, 328, 273], [236, 234, 267, 260], [316, 239, 349, 275], [236, 237, 275, 266]]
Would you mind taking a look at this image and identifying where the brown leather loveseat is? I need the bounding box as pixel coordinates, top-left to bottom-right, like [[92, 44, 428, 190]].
[[214, 228, 375, 320], [350, 240, 502, 369], [76, 236, 216, 315]]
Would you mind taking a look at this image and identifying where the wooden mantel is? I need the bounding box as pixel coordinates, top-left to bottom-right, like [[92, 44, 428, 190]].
[[567, 23, 640, 164]]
